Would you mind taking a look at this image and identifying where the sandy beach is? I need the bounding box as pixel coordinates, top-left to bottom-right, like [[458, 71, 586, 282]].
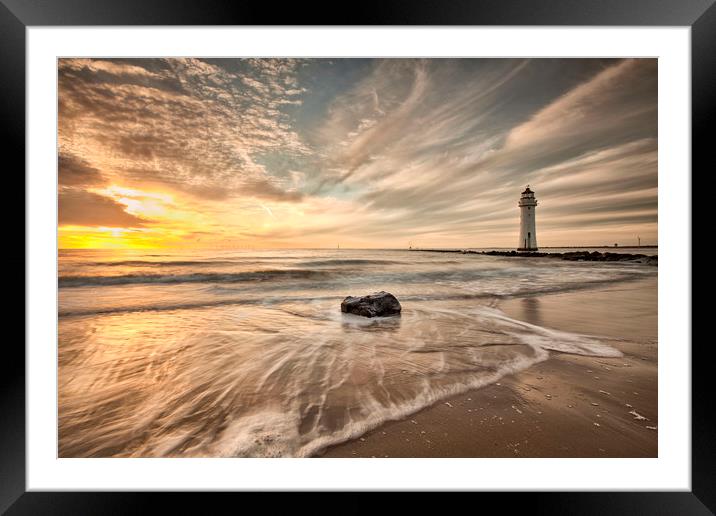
[[59, 249, 657, 457], [322, 276, 657, 458], [56, 56, 660, 463]]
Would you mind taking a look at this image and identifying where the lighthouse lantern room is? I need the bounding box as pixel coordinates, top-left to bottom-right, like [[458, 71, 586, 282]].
[[518, 185, 538, 251]]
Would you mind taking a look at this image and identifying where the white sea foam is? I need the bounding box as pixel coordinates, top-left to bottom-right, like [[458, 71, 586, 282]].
[[58, 248, 651, 457], [478, 306, 624, 358]]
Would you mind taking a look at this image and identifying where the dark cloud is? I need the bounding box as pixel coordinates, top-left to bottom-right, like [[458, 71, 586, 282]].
[[58, 58, 658, 246], [241, 178, 304, 202], [110, 134, 166, 160], [58, 154, 106, 187], [58, 57, 309, 205], [59, 190, 147, 227]]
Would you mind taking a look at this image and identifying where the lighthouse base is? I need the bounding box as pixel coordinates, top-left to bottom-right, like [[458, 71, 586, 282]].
[[517, 247, 539, 252]]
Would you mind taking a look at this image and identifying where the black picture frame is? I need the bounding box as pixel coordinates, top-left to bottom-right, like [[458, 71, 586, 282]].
[[2, 0, 708, 512]]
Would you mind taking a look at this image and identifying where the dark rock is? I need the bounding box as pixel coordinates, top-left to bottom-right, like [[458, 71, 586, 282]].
[[414, 248, 656, 266], [341, 291, 402, 318]]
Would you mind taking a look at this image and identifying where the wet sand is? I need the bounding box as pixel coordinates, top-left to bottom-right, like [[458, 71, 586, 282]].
[[321, 276, 657, 458]]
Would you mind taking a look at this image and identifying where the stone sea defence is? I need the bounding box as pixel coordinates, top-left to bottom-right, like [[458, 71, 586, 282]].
[[413, 249, 657, 265]]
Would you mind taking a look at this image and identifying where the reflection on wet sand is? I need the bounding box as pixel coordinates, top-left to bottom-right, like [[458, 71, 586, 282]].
[[59, 248, 656, 457], [341, 313, 402, 333], [514, 297, 544, 328]]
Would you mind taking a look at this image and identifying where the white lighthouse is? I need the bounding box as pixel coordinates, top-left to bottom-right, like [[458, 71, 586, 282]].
[[517, 185, 538, 251]]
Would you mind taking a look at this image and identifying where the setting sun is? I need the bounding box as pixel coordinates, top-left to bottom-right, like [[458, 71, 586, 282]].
[[57, 57, 660, 463], [58, 57, 657, 250]]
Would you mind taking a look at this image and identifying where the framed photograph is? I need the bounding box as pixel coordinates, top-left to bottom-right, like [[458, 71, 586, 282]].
[[4, 0, 708, 511]]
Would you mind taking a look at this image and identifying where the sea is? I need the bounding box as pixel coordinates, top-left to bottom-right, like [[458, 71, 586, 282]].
[[58, 247, 657, 457]]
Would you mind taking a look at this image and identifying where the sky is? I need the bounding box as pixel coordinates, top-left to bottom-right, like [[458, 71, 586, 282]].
[[58, 58, 657, 249]]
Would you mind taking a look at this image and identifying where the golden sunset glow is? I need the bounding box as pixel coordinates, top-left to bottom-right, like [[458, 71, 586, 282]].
[[57, 58, 660, 462], [59, 225, 184, 249], [58, 58, 658, 249]]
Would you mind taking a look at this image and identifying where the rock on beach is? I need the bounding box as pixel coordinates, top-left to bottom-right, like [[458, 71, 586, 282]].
[[341, 291, 402, 318]]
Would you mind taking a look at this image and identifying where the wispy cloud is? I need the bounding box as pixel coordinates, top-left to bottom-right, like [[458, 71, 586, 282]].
[[58, 58, 657, 248]]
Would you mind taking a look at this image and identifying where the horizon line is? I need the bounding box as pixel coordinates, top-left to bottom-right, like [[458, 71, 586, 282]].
[[58, 244, 659, 251]]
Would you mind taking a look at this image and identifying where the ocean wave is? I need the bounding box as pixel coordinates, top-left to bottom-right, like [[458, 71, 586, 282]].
[[59, 269, 335, 288], [82, 260, 244, 267], [59, 304, 623, 458], [58, 295, 340, 318], [59, 298, 262, 317], [296, 259, 401, 267], [58, 271, 650, 318], [58, 249, 654, 458]]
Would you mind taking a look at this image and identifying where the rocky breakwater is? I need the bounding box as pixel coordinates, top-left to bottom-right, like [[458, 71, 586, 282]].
[[479, 250, 657, 265], [412, 249, 657, 265]]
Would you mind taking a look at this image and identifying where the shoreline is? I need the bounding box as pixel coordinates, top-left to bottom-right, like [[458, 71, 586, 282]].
[[320, 277, 657, 458]]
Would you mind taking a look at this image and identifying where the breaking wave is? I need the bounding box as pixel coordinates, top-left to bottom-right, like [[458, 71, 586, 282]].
[[58, 248, 655, 458], [59, 269, 336, 287]]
